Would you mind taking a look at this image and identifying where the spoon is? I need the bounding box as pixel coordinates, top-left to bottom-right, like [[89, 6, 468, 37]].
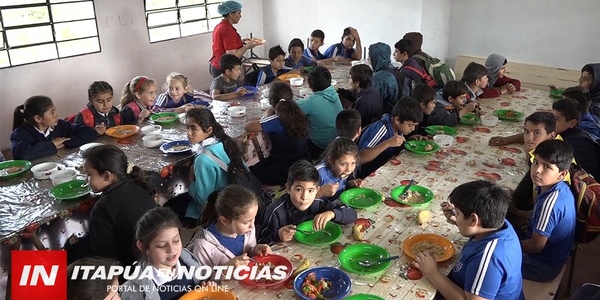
[[399, 180, 416, 199], [358, 255, 400, 267], [295, 229, 332, 236]]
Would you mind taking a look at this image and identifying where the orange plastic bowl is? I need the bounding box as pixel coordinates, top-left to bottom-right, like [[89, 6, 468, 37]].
[[402, 233, 455, 262], [178, 289, 236, 300], [106, 125, 139, 139], [277, 73, 301, 81], [239, 254, 293, 289]]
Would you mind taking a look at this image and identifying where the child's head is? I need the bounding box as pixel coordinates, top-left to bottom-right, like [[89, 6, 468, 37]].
[[12, 95, 56, 130], [531, 140, 573, 188], [349, 64, 373, 90], [67, 257, 121, 300], [165, 72, 189, 102], [322, 137, 359, 179], [286, 160, 320, 211], [219, 53, 243, 81], [410, 84, 436, 115], [120, 76, 157, 108], [402, 32, 423, 54], [580, 64, 595, 92], [268, 45, 286, 71], [523, 112, 557, 152], [268, 81, 308, 139], [201, 184, 259, 234], [485, 53, 508, 80], [309, 29, 325, 51], [551, 98, 581, 134], [135, 207, 182, 269], [83, 145, 155, 194], [336, 109, 362, 141], [341, 27, 355, 49], [88, 81, 114, 115], [563, 86, 592, 114], [391, 96, 423, 135], [442, 81, 469, 108], [393, 39, 414, 63], [288, 38, 304, 62], [449, 180, 510, 236], [307, 66, 332, 92], [460, 62, 489, 89]]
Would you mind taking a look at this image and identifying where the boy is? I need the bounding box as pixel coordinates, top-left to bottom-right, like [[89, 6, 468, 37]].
[[339, 64, 383, 127], [256, 45, 298, 87], [357, 96, 422, 178], [297, 66, 343, 159], [480, 53, 521, 98], [393, 39, 427, 85], [580, 63, 600, 118], [562, 86, 600, 140], [460, 62, 489, 101], [418, 181, 524, 300], [521, 139, 575, 282], [409, 83, 436, 137], [285, 38, 315, 69], [257, 160, 357, 244], [303, 29, 326, 62], [429, 81, 478, 126], [336, 109, 362, 141], [210, 54, 246, 100]]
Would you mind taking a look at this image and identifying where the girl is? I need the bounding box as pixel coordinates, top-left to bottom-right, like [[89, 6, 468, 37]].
[[154, 72, 209, 113], [10, 95, 98, 161], [245, 81, 310, 185], [163, 108, 247, 226], [67, 257, 121, 300], [121, 207, 208, 300], [190, 184, 272, 267], [315, 137, 362, 202], [73, 81, 122, 135], [83, 145, 157, 266], [323, 27, 362, 62], [120, 76, 158, 124]]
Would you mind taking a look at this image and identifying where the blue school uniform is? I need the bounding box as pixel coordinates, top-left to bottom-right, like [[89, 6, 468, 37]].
[[256, 65, 291, 87], [450, 221, 525, 300], [285, 56, 316, 69], [303, 48, 325, 61], [323, 43, 354, 59], [154, 92, 195, 109], [207, 222, 244, 256], [316, 161, 353, 202], [10, 120, 98, 161]]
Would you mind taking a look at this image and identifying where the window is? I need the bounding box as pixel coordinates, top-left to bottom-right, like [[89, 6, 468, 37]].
[[0, 0, 100, 68], [144, 0, 223, 43]]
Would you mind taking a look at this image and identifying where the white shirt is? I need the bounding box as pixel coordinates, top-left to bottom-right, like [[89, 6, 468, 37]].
[[35, 126, 54, 138], [150, 260, 182, 286]]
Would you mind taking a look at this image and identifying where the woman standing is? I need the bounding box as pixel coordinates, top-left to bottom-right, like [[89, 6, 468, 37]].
[[209, 0, 259, 78]]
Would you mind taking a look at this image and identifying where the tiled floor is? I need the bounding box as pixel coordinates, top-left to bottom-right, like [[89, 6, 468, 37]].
[[556, 237, 600, 299]]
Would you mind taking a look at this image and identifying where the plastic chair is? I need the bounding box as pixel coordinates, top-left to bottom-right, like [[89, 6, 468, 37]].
[[571, 283, 600, 300]]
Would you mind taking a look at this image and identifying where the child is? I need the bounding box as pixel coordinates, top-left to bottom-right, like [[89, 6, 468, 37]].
[[121, 207, 206, 299], [67, 257, 121, 300], [258, 160, 357, 244], [521, 139, 575, 282], [256, 45, 297, 87], [120, 76, 157, 124], [409, 83, 436, 138], [460, 62, 489, 101], [285, 38, 316, 69], [424, 181, 524, 299], [369, 42, 399, 113], [336, 108, 362, 141], [244, 81, 309, 185], [429, 80, 479, 126], [338, 64, 383, 126], [480, 53, 521, 98], [393, 39, 428, 85], [155, 72, 201, 113], [73, 81, 121, 135], [563, 86, 600, 140], [303, 29, 326, 62], [489, 112, 560, 152], [190, 185, 272, 267], [83, 145, 157, 266], [297, 66, 343, 158], [323, 27, 362, 61], [11, 96, 98, 161], [210, 54, 247, 101], [580, 63, 600, 118], [358, 96, 422, 178], [316, 137, 362, 202]]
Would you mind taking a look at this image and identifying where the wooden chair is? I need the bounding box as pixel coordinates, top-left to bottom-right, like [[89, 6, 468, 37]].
[[523, 264, 567, 300]]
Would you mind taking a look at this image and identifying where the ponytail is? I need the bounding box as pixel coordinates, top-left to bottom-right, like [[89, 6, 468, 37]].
[[128, 166, 156, 195], [199, 190, 220, 227], [12, 105, 26, 130], [275, 100, 308, 139], [120, 81, 135, 108]]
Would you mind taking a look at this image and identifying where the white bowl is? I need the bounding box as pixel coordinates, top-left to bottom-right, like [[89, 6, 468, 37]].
[[142, 134, 164, 148], [259, 98, 271, 110], [481, 115, 499, 127], [331, 80, 337, 86], [178, 113, 187, 124], [79, 142, 103, 155], [289, 77, 304, 87], [228, 106, 246, 118], [299, 87, 313, 97], [50, 169, 78, 186], [140, 124, 162, 135], [433, 134, 454, 148], [261, 88, 270, 98], [31, 162, 59, 180]]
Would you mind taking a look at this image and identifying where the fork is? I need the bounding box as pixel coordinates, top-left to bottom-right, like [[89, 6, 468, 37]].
[[358, 255, 400, 267], [295, 229, 332, 236]]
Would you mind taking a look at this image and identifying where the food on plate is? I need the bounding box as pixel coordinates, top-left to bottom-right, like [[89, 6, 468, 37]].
[[168, 145, 190, 152], [301, 272, 332, 299], [254, 262, 277, 285], [115, 128, 133, 135], [154, 116, 176, 122], [0, 166, 24, 176], [410, 241, 446, 260], [424, 144, 434, 151], [505, 110, 517, 117], [404, 190, 425, 204]]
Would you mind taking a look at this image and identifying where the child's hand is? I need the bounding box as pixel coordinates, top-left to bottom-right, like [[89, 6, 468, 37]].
[[347, 179, 363, 188], [463, 102, 479, 112], [52, 137, 71, 149], [278, 225, 296, 242], [488, 136, 509, 146], [139, 109, 151, 121], [253, 244, 272, 256], [440, 201, 457, 225], [236, 87, 248, 96], [94, 123, 106, 135], [348, 27, 360, 39], [313, 211, 335, 231], [320, 182, 340, 197], [506, 83, 517, 93], [385, 133, 406, 148], [408, 134, 424, 141], [548, 84, 557, 91], [412, 251, 439, 278], [201, 280, 218, 287], [228, 253, 250, 268]]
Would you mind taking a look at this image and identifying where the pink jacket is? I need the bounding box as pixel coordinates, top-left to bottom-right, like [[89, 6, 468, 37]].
[[189, 227, 258, 267]]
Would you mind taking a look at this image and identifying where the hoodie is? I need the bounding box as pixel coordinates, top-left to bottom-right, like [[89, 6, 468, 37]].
[[297, 85, 343, 148], [369, 42, 399, 113], [584, 63, 600, 118], [429, 90, 460, 126], [480, 53, 521, 98]]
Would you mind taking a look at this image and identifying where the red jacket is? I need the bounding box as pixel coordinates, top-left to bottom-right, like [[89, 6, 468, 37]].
[[479, 76, 522, 98]]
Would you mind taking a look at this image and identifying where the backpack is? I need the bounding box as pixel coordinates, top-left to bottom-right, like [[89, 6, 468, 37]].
[[413, 53, 456, 88], [569, 163, 600, 243], [382, 66, 412, 97], [65, 108, 121, 128], [401, 65, 438, 88], [243, 63, 267, 86]]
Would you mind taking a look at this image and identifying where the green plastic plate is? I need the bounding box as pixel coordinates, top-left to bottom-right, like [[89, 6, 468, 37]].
[[404, 140, 440, 155], [293, 220, 342, 246], [0, 160, 32, 180], [50, 179, 91, 201], [425, 125, 458, 136], [390, 184, 435, 206], [345, 294, 386, 300], [460, 113, 480, 125], [549, 88, 564, 99], [150, 112, 179, 125], [493, 109, 525, 121], [339, 188, 384, 209], [338, 244, 391, 275]]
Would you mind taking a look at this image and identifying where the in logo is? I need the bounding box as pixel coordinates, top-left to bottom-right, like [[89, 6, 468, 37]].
[[11, 250, 66, 300]]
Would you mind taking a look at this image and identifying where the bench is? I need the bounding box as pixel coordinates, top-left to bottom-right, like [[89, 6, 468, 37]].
[[453, 55, 580, 91], [522, 264, 567, 300]]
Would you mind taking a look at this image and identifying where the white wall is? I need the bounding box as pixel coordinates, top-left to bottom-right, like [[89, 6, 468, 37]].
[[420, 0, 450, 59], [0, 0, 263, 151], [447, 0, 599, 70]]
